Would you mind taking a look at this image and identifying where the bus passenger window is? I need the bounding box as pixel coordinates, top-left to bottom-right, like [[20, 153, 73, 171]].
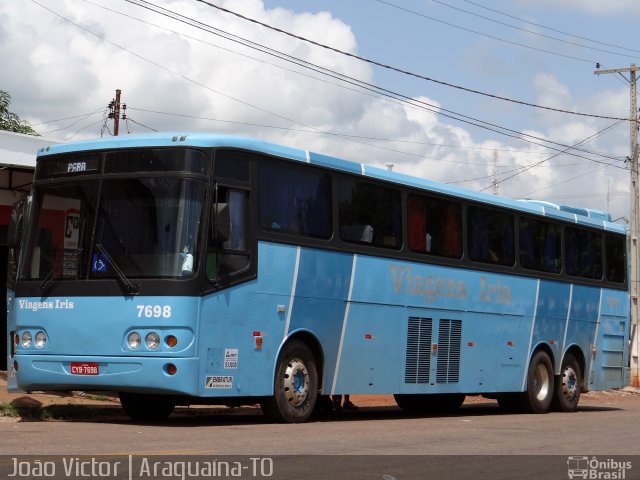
[[565, 227, 603, 279], [259, 163, 331, 239], [408, 194, 461, 258], [468, 206, 514, 266], [605, 234, 626, 283], [519, 217, 561, 273], [339, 179, 401, 249]]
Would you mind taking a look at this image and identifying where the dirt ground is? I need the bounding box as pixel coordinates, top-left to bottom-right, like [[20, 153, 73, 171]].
[[1, 370, 639, 416]]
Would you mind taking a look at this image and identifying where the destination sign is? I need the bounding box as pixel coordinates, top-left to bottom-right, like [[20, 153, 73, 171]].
[[35, 154, 101, 179]]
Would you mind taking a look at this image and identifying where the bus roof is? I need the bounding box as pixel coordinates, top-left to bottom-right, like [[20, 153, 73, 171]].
[[37, 132, 626, 234]]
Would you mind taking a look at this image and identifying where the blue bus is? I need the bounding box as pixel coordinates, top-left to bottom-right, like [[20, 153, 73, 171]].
[[7, 133, 629, 422]]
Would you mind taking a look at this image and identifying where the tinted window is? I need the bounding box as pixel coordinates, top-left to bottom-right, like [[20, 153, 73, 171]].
[[519, 217, 561, 273], [259, 163, 332, 239], [468, 206, 515, 266], [605, 234, 626, 283], [408, 194, 462, 258], [339, 179, 402, 249], [565, 228, 602, 279]]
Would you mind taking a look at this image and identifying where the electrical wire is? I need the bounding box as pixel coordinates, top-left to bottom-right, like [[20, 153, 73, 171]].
[[189, 0, 629, 121], [118, 0, 626, 164], [462, 0, 640, 55], [478, 120, 625, 191], [421, 0, 640, 61]]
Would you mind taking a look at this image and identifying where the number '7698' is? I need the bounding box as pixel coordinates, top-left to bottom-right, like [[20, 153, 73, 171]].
[[137, 305, 172, 318]]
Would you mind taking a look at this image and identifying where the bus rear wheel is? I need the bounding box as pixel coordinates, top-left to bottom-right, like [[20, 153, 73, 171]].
[[394, 393, 465, 413], [119, 392, 175, 421], [551, 353, 582, 412], [519, 350, 554, 413], [261, 340, 318, 423]]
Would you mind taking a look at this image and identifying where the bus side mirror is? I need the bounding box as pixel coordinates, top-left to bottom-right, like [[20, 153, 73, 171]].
[[212, 202, 230, 242]]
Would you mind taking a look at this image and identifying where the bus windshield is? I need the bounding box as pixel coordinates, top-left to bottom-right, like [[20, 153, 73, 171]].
[[21, 177, 206, 282]]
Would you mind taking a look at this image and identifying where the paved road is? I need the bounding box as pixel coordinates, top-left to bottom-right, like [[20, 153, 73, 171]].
[[1, 391, 639, 479]]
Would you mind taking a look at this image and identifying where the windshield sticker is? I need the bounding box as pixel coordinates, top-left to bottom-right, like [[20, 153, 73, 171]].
[[92, 253, 108, 273]]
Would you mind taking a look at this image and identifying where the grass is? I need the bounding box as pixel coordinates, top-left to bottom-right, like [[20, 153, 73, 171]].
[[0, 401, 121, 421]]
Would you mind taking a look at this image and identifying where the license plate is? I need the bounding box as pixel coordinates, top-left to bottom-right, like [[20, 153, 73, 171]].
[[70, 362, 99, 375]]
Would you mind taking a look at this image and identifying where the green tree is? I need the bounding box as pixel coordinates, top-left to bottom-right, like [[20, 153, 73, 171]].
[[0, 90, 38, 136]]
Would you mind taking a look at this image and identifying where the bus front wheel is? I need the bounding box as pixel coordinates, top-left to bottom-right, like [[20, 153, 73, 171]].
[[551, 353, 582, 412], [119, 392, 175, 421], [520, 350, 554, 413], [261, 340, 318, 423]]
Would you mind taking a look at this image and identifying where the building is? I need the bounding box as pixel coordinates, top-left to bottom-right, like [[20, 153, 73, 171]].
[[0, 131, 59, 370]]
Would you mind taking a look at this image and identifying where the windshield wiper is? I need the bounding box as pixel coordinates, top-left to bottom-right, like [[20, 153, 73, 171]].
[[40, 268, 61, 295], [95, 243, 140, 295]]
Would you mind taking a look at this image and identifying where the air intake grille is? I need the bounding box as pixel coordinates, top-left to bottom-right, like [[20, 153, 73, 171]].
[[436, 319, 462, 383], [405, 317, 432, 384]]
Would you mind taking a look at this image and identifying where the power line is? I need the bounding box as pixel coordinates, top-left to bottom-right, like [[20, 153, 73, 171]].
[[190, 0, 629, 121], [35, 0, 626, 175], [462, 0, 640, 56], [425, 0, 640, 62], [375, 0, 601, 64], [119, 0, 625, 163], [478, 120, 625, 191], [128, 106, 621, 169]]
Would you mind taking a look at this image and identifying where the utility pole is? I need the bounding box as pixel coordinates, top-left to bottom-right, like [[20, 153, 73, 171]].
[[107, 89, 127, 136], [595, 64, 639, 387]]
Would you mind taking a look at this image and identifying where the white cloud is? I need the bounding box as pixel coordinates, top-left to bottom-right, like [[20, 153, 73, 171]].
[[0, 0, 632, 222]]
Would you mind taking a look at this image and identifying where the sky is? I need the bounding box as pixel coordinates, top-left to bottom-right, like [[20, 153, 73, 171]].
[[1, 0, 638, 224]]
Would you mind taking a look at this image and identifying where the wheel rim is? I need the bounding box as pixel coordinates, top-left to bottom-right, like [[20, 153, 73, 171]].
[[533, 363, 550, 401], [562, 366, 578, 400], [283, 358, 310, 407]]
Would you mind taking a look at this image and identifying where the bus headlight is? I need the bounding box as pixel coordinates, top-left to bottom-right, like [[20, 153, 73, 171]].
[[35, 331, 47, 349], [146, 332, 160, 350], [128, 332, 141, 349], [21, 332, 32, 348]]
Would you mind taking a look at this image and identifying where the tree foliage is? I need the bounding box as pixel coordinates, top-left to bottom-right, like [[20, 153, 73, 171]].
[[0, 90, 39, 136]]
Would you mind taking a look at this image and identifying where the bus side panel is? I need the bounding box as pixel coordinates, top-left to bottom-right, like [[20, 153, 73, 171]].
[[590, 289, 629, 390], [563, 284, 599, 370], [197, 243, 299, 397], [333, 257, 540, 395], [287, 248, 354, 393], [532, 280, 571, 374]]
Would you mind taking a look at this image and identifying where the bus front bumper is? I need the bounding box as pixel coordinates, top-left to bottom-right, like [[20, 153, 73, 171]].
[[12, 355, 200, 396]]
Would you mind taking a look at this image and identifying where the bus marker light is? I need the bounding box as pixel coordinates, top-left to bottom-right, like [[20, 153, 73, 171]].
[[165, 335, 178, 348], [467, 342, 475, 347], [591, 345, 597, 359], [365, 333, 375, 340], [507, 341, 514, 347], [549, 340, 556, 345], [253, 331, 266, 337], [255, 337, 263, 349], [14, 334, 19, 346], [166, 364, 177, 375], [432, 343, 437, 354]]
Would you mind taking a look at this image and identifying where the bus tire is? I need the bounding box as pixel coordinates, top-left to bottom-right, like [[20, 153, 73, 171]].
[[519, 350, 554, 414], [119, 392, 175, 421], [394, 393, 465, 413], [261, 340, 318, 423], [551, 353, 582, 412]]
